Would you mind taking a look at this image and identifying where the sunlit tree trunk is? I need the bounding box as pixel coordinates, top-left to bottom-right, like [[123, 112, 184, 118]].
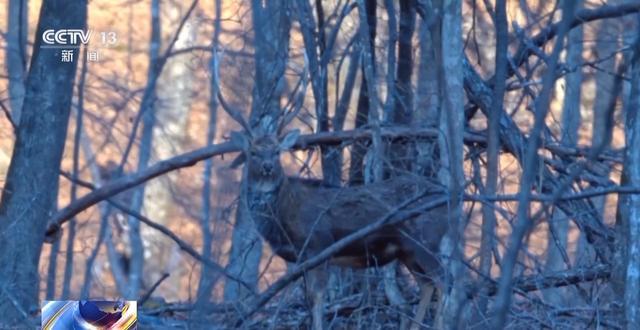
[[124, 0, 162, 299], [141, 1, 199, 299]]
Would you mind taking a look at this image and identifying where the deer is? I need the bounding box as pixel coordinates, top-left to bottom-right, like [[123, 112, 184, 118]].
[[224, 106, 449, 329]]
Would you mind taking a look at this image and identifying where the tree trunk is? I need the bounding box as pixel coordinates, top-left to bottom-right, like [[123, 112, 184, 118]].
[[393, 0, 415, 127], [585, 2, 624, 269], [124, 0, 162, 299], [491, 1, 578, 327], [435, 0, 468, 328], [224, 198, 263, 301], [381, 0, 418, 320], [46, 238, 61, 300], [141, 1, 198, 299], [294, 0, 336, 186], [478, 0, 507, 321], [0, 0, 86, 325], [61, 45, 90, 300], [225, 0, 291, 301], [195, 0, 222, 311], [348, 0, 376, 185], [544, 23, 583, 307], [414, 0, 441, 178], [623, 31, 640, 329], [5, 0, 28, 123]]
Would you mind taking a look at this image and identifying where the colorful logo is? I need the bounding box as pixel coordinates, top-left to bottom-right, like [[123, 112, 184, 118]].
[[41, 300, 137, 329]]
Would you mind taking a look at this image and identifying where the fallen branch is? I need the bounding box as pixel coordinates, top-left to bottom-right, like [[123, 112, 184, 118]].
[[484, 264, 610, 296]]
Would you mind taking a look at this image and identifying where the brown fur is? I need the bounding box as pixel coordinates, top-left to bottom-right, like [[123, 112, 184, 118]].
[[236, 131, 449, 329]]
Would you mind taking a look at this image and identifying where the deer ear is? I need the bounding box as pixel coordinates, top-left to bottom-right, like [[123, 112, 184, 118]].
[[279, 129, 300, 150], [230, 131, 249, 151], [230, 153, 246, 168]]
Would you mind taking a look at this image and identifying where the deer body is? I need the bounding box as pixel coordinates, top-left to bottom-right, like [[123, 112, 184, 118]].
[[247, 175, 446, 274], [233, 131, 449, 329]]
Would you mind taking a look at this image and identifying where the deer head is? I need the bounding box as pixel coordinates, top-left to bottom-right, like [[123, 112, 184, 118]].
[[216, 82, 301, 186], [230, 129, 300, 193]]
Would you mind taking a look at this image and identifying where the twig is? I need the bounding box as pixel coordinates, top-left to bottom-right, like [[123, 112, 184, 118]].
[[107, 199, 256, 296], [139, 273, 170, 305]]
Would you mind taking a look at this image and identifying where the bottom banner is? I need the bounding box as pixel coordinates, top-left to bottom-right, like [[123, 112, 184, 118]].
[[41, 300, 137, 330]]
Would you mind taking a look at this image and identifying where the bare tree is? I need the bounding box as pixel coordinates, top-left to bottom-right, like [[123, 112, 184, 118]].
[[623, 30, 640, 329], [434, 0, 468, 328], [477, 0, 507, 321], [142, 0, 199, 298], [5, 0, 28, 123], [121, 0, 163, 299], [2, 0, 640, 328], [224, 0, 291, 301], [0, 0, 87, 325], [492, 1, 578, 327], [194, 0, 222, 314], [348, 0, 376, 185], [544, 19, 584, 307]]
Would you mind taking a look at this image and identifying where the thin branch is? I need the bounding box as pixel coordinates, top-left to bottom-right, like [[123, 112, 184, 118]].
[[492, 1, 577, 325], [466, 185, 640, 203], [499, 3, 640, 81], [483, 264, 610, 297], [55, 173, 255, 295], [139, 273, 170, 305], [47, 125, 627, 237]]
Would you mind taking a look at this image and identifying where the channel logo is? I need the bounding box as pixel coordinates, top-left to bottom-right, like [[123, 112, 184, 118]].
[[41, 300, 137, 330], [42, 29, 92, 45]]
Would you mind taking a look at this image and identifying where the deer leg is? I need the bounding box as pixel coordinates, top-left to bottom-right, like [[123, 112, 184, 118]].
[[410, 282, 434, 330], [305, 266, 328, 330]]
